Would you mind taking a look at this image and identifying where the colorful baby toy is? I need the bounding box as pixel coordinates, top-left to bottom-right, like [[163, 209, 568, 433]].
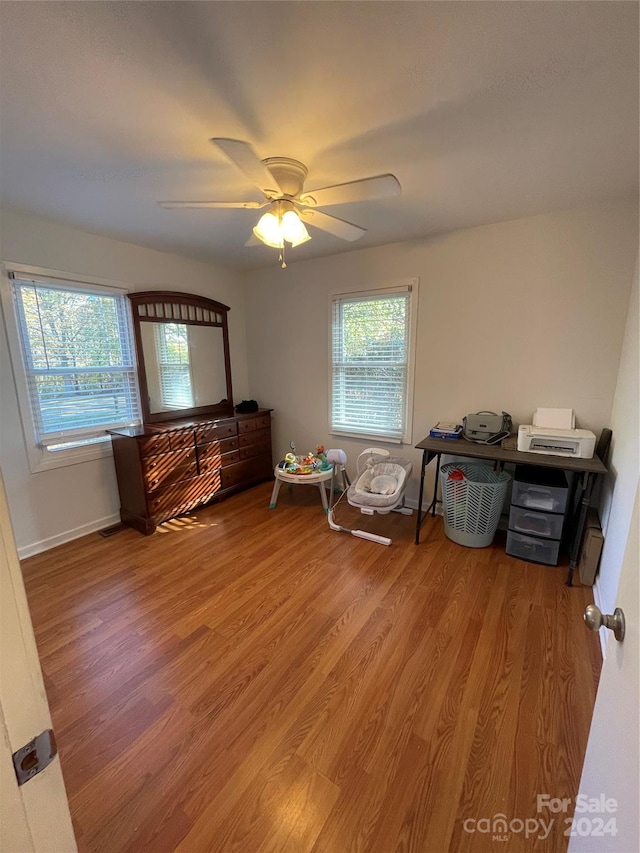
[[278, 441, 332, 474]]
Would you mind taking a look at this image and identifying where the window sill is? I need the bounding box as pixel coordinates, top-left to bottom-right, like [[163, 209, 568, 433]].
[[26, 439, 114, 474], [329, 429, 408, 446]]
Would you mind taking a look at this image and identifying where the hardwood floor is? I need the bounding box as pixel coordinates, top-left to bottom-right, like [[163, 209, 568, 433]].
[[22, 482, 601, 852]]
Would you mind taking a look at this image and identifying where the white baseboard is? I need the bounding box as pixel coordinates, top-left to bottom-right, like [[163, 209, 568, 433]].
[[405, 496, 443, 516], [18, 513, 121, 560]]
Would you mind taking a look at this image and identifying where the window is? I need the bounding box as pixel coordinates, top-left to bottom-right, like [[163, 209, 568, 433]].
[[2, 266, 141, 470], [154, 323, 195, 410], [330, 280, 418, 443]]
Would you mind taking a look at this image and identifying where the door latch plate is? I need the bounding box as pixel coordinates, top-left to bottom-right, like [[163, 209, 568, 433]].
[[12, 729, 57, 786]]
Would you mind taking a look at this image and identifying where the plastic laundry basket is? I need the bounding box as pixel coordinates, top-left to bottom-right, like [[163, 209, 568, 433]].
[[440, 462, 510, 548]]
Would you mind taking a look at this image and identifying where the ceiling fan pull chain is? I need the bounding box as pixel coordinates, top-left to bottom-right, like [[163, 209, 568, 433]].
[[280, 243, 287, 269]]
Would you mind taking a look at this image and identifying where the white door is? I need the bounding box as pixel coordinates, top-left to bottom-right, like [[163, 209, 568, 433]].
[[0, 468, 76, 853], [568, 484, 639, 852]]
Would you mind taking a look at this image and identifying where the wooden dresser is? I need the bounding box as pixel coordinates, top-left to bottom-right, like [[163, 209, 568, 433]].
[[109, 409, 272, 534]]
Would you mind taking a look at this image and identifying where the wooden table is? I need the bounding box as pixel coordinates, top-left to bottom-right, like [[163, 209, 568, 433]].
[[414, 435, 607, 584]]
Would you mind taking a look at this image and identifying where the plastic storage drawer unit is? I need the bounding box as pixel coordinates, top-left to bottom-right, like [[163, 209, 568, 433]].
[[511, 465, 568, 514], [506, 531, 561, 566], [508, 505, 565, 540], [507, 465, 569, 567]]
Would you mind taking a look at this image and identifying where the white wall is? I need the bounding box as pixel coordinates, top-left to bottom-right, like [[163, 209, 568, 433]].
[[242, 200, 638, 505], [2, 200, 636, 555], [595, 254, 639, 642], [0, 208, 247, 555]]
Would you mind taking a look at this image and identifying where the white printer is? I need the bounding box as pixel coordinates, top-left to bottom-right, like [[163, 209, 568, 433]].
[[517, 408, 596, 459]]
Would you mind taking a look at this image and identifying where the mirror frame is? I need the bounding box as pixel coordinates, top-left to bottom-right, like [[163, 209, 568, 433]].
[[128, 291, 233, 424]]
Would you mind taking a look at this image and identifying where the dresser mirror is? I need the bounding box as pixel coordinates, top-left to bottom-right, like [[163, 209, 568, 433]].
[[128, 291, 233, 423]]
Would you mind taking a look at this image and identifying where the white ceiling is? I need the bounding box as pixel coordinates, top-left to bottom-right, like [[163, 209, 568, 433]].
[[0, 2, 637, 270]]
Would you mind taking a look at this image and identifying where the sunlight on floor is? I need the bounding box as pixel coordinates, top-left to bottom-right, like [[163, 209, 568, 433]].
[[158, 515, 220, 533]]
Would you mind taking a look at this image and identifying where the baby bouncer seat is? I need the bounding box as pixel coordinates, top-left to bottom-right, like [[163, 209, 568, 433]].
[[328, 448, 413, 546]]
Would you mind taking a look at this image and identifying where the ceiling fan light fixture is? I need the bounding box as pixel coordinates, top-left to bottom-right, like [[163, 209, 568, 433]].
[[281, 209, 311, 247], [253, 201, 311, 251], [253, 210, 284, 248]]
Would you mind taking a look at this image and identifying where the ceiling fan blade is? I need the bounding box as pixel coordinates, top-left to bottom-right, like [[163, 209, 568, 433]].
[[211, 138, 283, 198], [298, 174, 400, 207], [300, 209, 366, 242], [158, 200, 267, 209]]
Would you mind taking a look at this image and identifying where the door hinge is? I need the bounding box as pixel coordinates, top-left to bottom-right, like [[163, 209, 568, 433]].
[[12, 729, 57, 786]]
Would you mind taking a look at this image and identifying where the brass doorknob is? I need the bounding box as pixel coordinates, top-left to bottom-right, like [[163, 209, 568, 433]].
[[584, 604, 625, 642]]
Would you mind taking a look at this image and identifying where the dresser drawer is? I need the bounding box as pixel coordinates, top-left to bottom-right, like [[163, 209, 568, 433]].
[[196, 422, 238, 444], [145, 463, 197, 492], [138, 434, 171, 457], [237, 417, 258, 434], [197, 436, 239, 459], [142, 447, 195, 476], [238, 428, 270, 448], [147, 472, 222, 518], [147, 480, 196, 518], [170, 430, 195, 451], [221, 455, 272, 489], [198, 450, 240, 474], [142, 449, 196, 491], [238, 414, 271, 434], [239, 439, 271, 461]]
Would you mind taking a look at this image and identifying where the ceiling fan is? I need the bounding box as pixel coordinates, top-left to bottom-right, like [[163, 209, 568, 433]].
[[159, 138, 401, 267]]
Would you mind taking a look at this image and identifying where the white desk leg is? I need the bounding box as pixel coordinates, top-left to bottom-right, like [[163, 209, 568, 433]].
[[269, 477, 282, 509], [318, 481, 329, 513]]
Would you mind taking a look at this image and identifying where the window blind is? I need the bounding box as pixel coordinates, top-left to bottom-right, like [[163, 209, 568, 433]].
[[11, 277, 141, 446], [331, 287, 411, 441], [154, 323, 195, 410]]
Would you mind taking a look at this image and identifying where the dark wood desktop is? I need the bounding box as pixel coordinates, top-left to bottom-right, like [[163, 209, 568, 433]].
[[414, 435, 608, 585]]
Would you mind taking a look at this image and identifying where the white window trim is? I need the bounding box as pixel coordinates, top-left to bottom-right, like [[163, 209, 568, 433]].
[[328, 278, 419, 445], [1, 262, 139, 473]]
